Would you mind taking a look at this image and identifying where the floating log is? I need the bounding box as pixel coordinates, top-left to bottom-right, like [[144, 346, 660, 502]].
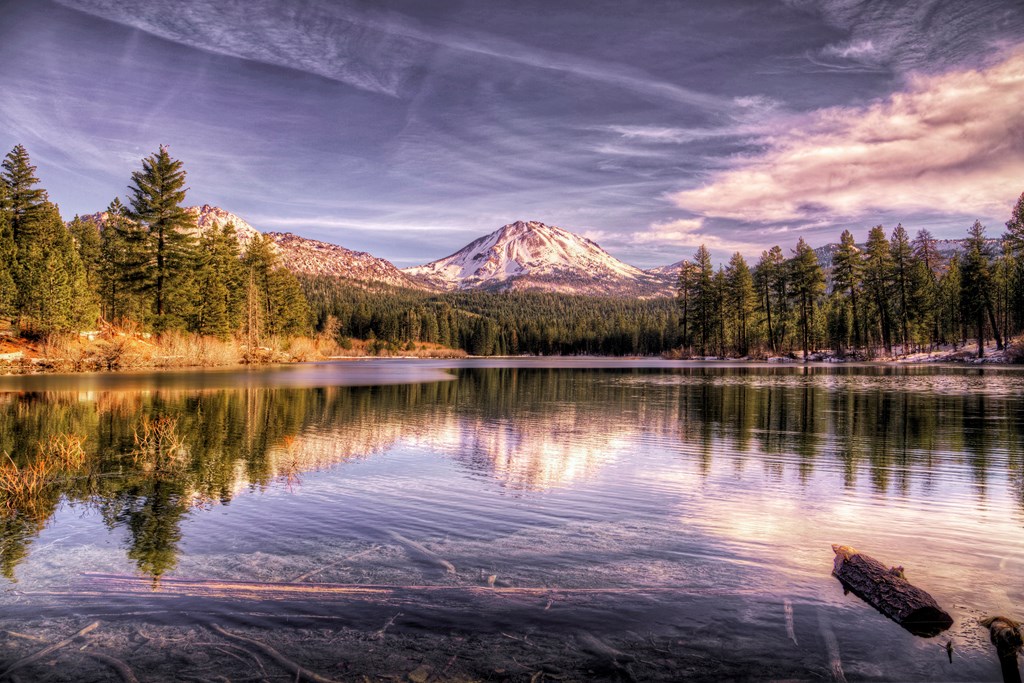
[[981, 616, 1023, 683], [831, 544, 952, 637]]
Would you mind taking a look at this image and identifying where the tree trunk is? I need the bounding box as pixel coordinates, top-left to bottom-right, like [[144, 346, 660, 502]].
[[831, 545, 952, 637], [987, 301, 1004, 350], [978, 311, 986, 358]]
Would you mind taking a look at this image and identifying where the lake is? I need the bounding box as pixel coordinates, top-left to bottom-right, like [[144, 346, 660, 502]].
[[1, 360, 1022, 681]]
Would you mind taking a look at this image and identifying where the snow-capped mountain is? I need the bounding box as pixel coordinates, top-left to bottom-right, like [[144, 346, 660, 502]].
[[403, 220, 675, 297]]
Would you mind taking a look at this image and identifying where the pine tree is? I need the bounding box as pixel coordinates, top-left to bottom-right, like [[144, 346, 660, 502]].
[[99, 198, 149, 324], [940, 258, 964, 347], [676, 260, 696, 354], [0, 184, 16, 318], [126, 146, 197, 331], [195, 223, 243, 339], [242, 235, 310, 343], [68, 215, 103, 317], [754, 246, 786, 354], [831, 229, 863, 350], [725, 252, 755, 356], [790, 237, 825, 360], [1004, 192, 1024, 335], [68, 216, 102, 289], [691, 245, 715, 356], [1, 145, 48, 244], [890, 224, 912, 351], [911, 229, 944, 346], [863, 226, 894, 354], [14, 203, 96, 334], [960, 221, 1002, 357]]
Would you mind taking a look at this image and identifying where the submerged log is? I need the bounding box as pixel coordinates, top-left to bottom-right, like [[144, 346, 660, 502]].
[[980, 616, 1023, 683], [831, 544, 952, 637]]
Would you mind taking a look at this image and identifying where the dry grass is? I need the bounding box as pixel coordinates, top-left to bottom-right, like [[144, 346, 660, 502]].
[[38, 434, 87, 470], [0, 454, 57, 515], [326, 339, 467, 358], [155, 332, 241, 368], [0, 434, 88, 518], [39, 334, 93, 371], [2, 326, 466, 375], [132, 416, 189, 472], [283, 335, 342, 362]]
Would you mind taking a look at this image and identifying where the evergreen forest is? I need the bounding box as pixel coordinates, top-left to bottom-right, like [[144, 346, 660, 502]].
[[0, 145, 309, 344]]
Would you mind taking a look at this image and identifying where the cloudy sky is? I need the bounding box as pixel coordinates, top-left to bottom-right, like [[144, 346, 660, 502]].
[[1, 0, 1022, 267]]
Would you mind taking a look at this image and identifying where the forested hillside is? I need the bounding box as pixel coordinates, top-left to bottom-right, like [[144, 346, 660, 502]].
[[302, 277, 680, 356]]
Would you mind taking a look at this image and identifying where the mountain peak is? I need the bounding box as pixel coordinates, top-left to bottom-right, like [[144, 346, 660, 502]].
[[403, 220, 673, 297]]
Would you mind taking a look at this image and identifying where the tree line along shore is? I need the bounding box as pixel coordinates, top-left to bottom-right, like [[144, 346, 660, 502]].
[[0, 143, 1022, 370]]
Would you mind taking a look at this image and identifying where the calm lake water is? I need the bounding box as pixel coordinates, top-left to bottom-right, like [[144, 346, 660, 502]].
[[0, 360, 1022, 681]]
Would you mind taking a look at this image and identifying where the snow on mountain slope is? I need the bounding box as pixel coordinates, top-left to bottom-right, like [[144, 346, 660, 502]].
[[403, 220, 675, 296], [264, 232, 421, 288], [646, 261, 682, 280]]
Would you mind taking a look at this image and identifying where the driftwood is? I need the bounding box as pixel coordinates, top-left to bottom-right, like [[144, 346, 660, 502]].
[[0, 621, 101, 679], [0, 623, 136, 682], [288, 545, 380, 583], [209, 624, 341, 683], [831, 545, 952, 637], [386, 531, 456, 575], [981, 616, 1023, 683], [77, 572, 695, 598]]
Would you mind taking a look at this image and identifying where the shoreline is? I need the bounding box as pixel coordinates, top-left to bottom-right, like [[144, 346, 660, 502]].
[[3, 350, 1021, 377]]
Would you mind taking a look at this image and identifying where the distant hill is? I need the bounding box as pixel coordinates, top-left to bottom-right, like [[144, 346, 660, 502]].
[[264, 232, 421, 289], [81, 205, 418, 289]]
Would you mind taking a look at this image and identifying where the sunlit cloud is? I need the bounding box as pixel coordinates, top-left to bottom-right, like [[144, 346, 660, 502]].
[[673, 50, 1024, 224], [633, 219, 764, 257]]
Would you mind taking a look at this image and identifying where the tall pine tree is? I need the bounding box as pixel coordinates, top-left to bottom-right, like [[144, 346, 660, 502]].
[[1, 145, 48, 244], [126, 146, 197, 331], [0, 183, 16, 318], [790, 237, 825, 360], [831, 229, 863, 350]]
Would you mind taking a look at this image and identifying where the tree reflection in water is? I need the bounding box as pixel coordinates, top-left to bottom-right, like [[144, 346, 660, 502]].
[[0, 366, 1021, 582]]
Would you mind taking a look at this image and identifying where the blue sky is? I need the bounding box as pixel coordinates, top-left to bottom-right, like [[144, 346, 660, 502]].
[[1, 0, 1022, 267]]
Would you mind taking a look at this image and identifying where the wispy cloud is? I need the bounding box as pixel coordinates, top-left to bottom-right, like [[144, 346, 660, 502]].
[[673, 50, 1024, 224], [822, 38, 878, 60], [53, 0, 427, 96], [52, 0, 732, 109], [782, 0, 1024, 76]]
